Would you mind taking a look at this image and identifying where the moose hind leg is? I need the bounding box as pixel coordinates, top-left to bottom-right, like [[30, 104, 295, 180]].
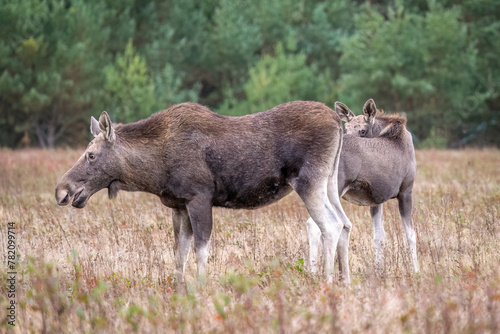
[[173, 208, 193, 283], [296, 181, 344, 283], [306, 217, 322, 274], [336, 227, 351, 284], [327, 141, 353, 284], [398, 190, 419, 273], [327, 180, 352, 283], [327, 190, 352, 283], [186, 195, 214, 278]]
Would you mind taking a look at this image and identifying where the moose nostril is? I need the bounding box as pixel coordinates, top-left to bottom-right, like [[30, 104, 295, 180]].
[[56, 188, 70, 206], [62, 193, 69, 204]]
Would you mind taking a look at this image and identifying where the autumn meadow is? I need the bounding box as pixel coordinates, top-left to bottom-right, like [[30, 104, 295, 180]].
[[0, 148, 499, 333]]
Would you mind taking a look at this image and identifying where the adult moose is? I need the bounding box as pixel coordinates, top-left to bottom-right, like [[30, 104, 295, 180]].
[[306, 99, 419, 275], [55, 102, 353, 284]]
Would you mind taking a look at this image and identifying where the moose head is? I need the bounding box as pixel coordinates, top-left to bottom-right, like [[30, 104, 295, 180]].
[[335, 99, 378, 137], [55, 112, 122, 208]]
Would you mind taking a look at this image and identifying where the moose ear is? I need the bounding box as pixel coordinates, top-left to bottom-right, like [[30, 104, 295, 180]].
[[90, 116, 101, 137], [335, 101, 356, 122], [99, 111, 115, 142], [363, 98, 377, 125]]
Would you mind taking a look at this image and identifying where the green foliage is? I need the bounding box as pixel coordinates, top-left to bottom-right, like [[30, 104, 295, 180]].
[[218, 42, 335, 116], [103, 40, 199, 123], [296, 0, 357, 73], [0, 0, 498, 147], [419, 127, 448, 149], [103, 40, 156, 122], [212, 0, 262, 74], [220, 271, 260, 295], [291, 258, 305, 273], [0, 0, 110, 147], [460, 0, 500, 146], [153, 64, 200, 109], [339, 3, 489, 145]]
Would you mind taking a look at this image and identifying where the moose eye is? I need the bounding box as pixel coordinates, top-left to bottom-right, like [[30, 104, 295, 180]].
[[88, 153, 96, 160], [359, 129, 366, 136]]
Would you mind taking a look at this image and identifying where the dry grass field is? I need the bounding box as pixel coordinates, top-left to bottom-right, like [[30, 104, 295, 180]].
[[0, 148, 499, 333]]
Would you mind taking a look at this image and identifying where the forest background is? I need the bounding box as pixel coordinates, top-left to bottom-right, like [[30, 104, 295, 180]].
[[0, 0, 498, 149]]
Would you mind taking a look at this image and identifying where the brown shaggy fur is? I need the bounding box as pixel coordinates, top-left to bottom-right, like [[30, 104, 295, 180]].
[[374, 111, 408, 140]]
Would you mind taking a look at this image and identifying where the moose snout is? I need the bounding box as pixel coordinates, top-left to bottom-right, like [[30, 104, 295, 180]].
[[55, 180, 87, 208], [55, 187, 70, 206]]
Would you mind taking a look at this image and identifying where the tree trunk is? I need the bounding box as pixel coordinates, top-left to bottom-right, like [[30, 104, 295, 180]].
[[35, 124, 47, 149], [34, 121, 56, 149], [46, 122, 55, 149]]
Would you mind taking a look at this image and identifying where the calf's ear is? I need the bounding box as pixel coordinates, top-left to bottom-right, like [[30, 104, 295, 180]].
[[335, 102, 356, 122], [99, 111, 115, 142], [363, 98, 377, 125], [90, 116, 100, 137]]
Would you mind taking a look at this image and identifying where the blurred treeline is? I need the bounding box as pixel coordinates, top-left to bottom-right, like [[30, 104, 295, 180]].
[[0, 0, 498, 148]]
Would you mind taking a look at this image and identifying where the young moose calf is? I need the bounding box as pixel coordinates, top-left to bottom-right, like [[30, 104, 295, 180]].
[[55, 102, 353, 283], [307, 99, 419, 275]]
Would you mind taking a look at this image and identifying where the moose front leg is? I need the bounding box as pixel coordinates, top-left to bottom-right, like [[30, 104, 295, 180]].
[[370, 204, 385, 270], [172, 208, 193, 283], [186, 194, 214, 278]]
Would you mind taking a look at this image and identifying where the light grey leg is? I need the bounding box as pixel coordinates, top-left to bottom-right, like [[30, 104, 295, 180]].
[[370, 204, 385, 268], [306, 217, 322, 274], [172, 208, 193, 283], [328, 177, 352, 284], [398, 190, 419, 273], [186, 195, 213, 278], [297, 182, 344, 284], [336, 227, 351, 284]]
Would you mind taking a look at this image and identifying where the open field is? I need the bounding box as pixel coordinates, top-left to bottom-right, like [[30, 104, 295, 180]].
[[0, 148, 499, 333]]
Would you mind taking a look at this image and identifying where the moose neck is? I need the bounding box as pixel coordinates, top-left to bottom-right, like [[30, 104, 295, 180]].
[[371, 118, 390, 137], [372, 114, 407, 140], [113, 120, 168, 196]]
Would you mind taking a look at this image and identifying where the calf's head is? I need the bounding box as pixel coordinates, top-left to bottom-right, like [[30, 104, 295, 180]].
[[55, 112, 122, 208], [335, 99, 378, 137]]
